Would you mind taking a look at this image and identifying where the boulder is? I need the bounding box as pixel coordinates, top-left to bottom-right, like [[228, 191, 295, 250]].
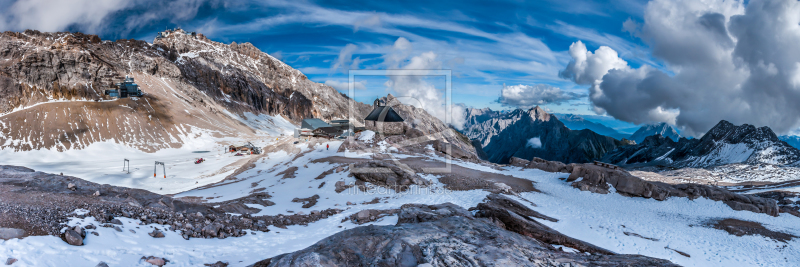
[[508, 156, 530, 168], [142, 256, 168, 266], [95, 262, 109, 267], [528, 157, 572, 173], [202, 223, 223, 238], [0, 228, 25, 240], [334, 181, 354, 193], [148, 230, 165, 238], [350, 161, 430, 191], [63, 229, 83, 246], [6, 258, 17, 265]]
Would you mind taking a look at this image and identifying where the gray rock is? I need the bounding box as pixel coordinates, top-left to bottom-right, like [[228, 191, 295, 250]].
[[202, 223, 223, 238], [148, 230, 164, 238], [63, 229, 83, 246], [334, 181, 354, 193], [0, 228, 25, 240], [142, 256, 167, 266], [259, 200, 678, 267], [5, 258, 17, 265], [351, 161, 430, 191], [95, 262, 109, 267]]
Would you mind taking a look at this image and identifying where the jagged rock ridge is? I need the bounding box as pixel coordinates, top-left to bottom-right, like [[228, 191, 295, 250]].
[[602, 120, 800, 168], [629, 122, 681, 144], [464, 106, 633, 164]]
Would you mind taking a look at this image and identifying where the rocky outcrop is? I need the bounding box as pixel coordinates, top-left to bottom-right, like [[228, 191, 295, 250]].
[[350, 161, 430, 191], [256, 197, 679, 267], [0, 30, 374, 151], [513, 157, 780, 216]]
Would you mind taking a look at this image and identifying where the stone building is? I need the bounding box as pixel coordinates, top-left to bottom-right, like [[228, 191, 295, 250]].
[[364, 99, 405, 135]]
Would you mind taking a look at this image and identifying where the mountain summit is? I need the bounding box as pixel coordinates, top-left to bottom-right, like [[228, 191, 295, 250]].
[[629, 122, 680, 143], [463, 106, 632, 164]]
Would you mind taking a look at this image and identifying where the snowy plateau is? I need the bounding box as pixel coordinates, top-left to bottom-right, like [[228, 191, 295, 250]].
[[0, 30, 798, 267]]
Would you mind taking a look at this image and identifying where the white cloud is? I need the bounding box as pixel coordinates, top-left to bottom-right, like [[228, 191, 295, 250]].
[[496, 84, 585, 108], [0, 0, 131, 33], [559, 40, 629, 85], [561, 0, 800, 136], [526, 137, 542, 148], [353, 14, 381, 32], [381, 37, 467, 130], [324, 80, 366, 91], [331, 43, 360, 72]]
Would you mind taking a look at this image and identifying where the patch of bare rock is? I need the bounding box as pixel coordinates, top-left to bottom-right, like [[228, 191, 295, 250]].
[[349, 161, 430, 191], [254, 194, 679, 266], [710, 218, 797, 242], [511, 157, 780, 216]]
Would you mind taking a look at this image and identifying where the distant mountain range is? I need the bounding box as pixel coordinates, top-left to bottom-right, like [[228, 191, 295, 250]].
[[629, 122, 681, 143], [463, 107, 632, 164], [553, 114, 630, 140], [602, 120, 800, 168]]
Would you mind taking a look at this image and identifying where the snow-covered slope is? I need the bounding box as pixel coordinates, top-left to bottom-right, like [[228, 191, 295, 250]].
[[629, 122, 681, 143], [2, 138, 798, 267], [603, 120, 800, 168]]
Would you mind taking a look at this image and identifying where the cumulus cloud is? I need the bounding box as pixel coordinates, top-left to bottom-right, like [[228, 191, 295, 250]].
[[496, 84, 586, 108], [324, 80, 367, 91], [526, 137, 542, 148], [559, 40, 629, 85], [382, 37, 467, 130], [561, 0, 800, 136]]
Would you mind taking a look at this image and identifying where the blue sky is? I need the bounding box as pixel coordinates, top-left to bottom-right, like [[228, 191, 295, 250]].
[[39, 0, 653, 114], [10, 0, 800, 136]]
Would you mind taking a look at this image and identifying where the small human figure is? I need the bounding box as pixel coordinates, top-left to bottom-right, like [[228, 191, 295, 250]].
[[327, 144, 329, 150]]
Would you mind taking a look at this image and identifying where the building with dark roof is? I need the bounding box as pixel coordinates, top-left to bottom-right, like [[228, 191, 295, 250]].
[[364, 98, 405, 135]]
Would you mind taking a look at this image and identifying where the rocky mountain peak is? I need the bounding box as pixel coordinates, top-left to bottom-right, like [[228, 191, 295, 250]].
[[630, 122, 680, 143], [526, 106, 552, 122]]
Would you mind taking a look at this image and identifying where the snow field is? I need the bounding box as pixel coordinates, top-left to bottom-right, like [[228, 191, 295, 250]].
[[1, 135, 799, 266], [508, 167, 800, 267]]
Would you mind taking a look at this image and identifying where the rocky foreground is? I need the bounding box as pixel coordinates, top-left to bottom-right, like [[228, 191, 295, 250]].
[[0, 165, 341, 243], [254, 194, 678, 267]]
